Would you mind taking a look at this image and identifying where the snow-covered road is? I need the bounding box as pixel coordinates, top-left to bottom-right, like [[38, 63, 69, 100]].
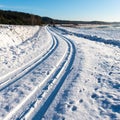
[[0, 26, 76, 120], [0, 25, 120, 120]]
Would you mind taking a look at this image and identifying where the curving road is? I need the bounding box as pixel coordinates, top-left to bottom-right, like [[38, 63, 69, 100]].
[[0, 26, 76, 120]]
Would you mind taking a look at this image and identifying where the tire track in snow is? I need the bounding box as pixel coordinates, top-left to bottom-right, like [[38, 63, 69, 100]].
[[0, 27, 57, 91], [31, 27, 76, 120], [2, 27, 68, 120]]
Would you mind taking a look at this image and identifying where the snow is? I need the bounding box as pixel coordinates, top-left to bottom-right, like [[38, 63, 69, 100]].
[[59, 24, 120, 41], [43, 26, 120, 120], [0, 25, 51, 77], [0, 24, 120, 120]]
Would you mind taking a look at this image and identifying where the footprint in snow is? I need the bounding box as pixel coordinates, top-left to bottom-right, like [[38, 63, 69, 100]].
[[79, 99, 83, 103], [69, 100, 75, 105], [71, 105, 77, 111]]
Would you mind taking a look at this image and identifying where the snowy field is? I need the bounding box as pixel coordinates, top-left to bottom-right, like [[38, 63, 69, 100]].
[[0, 24, 120, 120]]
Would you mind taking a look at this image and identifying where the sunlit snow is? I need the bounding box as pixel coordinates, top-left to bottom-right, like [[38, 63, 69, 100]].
[[0, 24, 120, 120]]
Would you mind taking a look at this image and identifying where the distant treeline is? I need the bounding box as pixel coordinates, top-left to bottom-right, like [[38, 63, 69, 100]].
[[0, 9, 115, 25], [0, 10, 54, 25], [54, 20, 109, 25]]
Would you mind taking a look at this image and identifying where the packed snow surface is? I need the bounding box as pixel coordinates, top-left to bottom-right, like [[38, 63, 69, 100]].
[[0, 24, 120, 120]]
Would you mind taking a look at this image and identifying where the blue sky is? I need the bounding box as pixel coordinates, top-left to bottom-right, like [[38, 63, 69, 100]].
[[0, 0, 120, 22]]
